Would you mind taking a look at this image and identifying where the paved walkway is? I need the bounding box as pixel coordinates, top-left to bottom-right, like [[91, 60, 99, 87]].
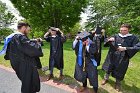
[[0, 65, 92, 93], [0, 65, 71, 93]]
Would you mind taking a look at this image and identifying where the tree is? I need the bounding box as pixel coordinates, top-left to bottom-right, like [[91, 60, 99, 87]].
[[87, 0, 140, 36], [0, 1, 15, 43], [0, 28, 13, 40], [117, 0, 140, 35], [0, 1, 15, 28], [68, 22, 82, 38], [10, 0, 88, 34]]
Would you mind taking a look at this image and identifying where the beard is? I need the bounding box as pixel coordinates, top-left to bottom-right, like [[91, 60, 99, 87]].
[[23, 30, 28, 36]]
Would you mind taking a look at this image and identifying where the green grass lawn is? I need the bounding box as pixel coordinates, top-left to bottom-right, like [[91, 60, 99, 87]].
[[0, 41, 140, 93]]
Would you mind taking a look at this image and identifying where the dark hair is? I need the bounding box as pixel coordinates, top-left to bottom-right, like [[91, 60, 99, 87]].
[[121, 24, 131, 29], [17, 22, 30, 29], [82, 36, 88, 42]]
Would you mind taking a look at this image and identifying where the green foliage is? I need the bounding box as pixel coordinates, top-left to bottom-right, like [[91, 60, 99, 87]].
[[0, 1, 14, 42], [0, 1, 15, 29], [29, 27, 44, 38], [117, 0, 140, 35], [68, 22, 82, 38], [87, 0, 140, 36], [0, 28, 13, 39], [10, 0, 88, 34], [0, 28, 13, 44]]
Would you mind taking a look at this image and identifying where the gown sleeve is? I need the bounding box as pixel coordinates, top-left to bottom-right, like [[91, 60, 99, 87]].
[[126, 42, 140, 50], [72, 39, 78, 49], [17, 35, 43, 57], [126, 36, 139, 58], [104, 37, 114, 47], [88, 42, 97, 58], [44, 36, 51, 42], [61, 35, 66, 43]]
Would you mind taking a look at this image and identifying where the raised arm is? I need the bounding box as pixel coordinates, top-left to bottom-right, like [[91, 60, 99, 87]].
[[44, 30, 51, 42], [17, 35, 43, 57]]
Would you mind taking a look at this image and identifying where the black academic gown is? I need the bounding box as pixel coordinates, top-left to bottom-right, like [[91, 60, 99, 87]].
[[8, 34, 43, 93], [92, 34, 104, 66], [29, 40, 43, 69], [102, 34, 139, 80], [31, 40, 43, 69], [44, 35, 66, 70], [73, 41, 98, 87], [34, 57, 42, 69], [91, 27, 105, 66]]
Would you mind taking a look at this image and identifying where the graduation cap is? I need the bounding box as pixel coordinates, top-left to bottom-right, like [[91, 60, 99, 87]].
[[77, 31, 90, 41], [50, 27, 59, 31], [49, 27, 62, 36]]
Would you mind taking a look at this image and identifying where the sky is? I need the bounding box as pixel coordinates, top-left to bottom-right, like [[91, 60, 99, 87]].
[[80, 12, 88, 26], [0, 0, 88, 29]]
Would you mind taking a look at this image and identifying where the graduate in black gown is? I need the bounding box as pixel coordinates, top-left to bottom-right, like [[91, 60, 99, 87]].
[[44, 27, 66, 80], [73, 31, 98, 93], [91, 25, 106, 66], [4, 22, 43, 93], [101, 24, 139, 91]]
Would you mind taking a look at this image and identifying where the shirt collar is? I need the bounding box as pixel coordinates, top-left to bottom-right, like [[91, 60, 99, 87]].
[[14, 31, 24, 35], [51, 35, 57, 37]]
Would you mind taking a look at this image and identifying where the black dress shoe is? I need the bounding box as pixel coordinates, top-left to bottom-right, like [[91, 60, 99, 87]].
[[101, 79, 108, 85], [79, 86, 86, 92], [58, 75, 64, 80], [114, 83, 121, 92], [47, 74, 54, 81]]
